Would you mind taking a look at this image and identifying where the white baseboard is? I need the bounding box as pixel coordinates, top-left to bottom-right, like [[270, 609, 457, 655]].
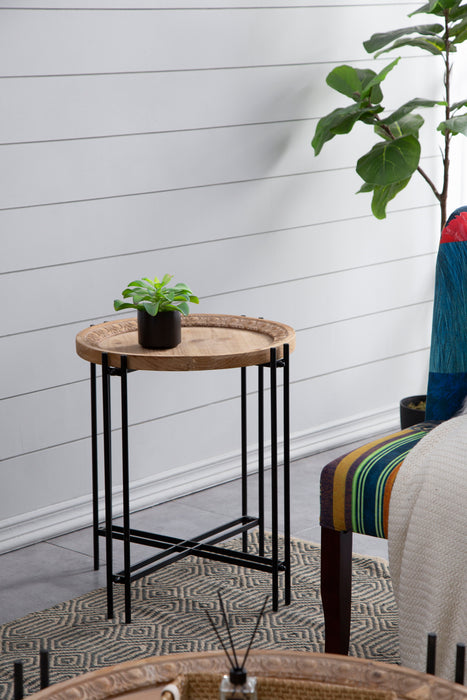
[[0, 407, 399, 555]]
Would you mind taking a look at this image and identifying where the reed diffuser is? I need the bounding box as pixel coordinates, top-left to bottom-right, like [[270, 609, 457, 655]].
[[205, 591, 268, 700]]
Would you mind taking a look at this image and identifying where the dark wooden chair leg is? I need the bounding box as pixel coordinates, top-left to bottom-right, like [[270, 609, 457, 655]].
[[321, 526, 352, 655]]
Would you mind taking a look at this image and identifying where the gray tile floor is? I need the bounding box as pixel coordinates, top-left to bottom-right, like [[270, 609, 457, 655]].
[[0, 442, 388, 625]]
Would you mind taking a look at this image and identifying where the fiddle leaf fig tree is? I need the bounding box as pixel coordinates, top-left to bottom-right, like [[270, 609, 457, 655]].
[[311, 0, 467, 228]]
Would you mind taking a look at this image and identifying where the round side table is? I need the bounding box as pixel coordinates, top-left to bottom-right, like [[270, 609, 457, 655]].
[[76, 314, 295, 623]]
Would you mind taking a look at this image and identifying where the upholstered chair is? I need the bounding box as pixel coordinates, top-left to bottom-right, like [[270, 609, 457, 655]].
[[320, 206, 467, 654]]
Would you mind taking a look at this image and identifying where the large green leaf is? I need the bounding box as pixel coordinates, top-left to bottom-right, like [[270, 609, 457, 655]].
[[356, 135, 421, 185], [364, 23, 443, 53], [376, 113, 424, 139], [326, 65, 376, 100], [312, 105, 376, 155], [450, 4, 467, 20], [356, 177, 411, 217], [326, 60, 398, 104], [451, 17, 467, 42], [385, 97, 443, 124], [374, 36, 445, 57], [438, 113, 467, 135], [370, 179, 411, 219]]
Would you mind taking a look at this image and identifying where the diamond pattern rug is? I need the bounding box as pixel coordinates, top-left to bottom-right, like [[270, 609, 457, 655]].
[[0, 535, 398, 698]]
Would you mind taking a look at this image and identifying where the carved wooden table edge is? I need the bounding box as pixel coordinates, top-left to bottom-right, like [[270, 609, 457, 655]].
[[27, 650, 467, 699], [75, 313, 296, 371]]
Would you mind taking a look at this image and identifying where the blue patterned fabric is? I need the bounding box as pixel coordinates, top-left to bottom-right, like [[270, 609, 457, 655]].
[[426, 206, 467, 420]]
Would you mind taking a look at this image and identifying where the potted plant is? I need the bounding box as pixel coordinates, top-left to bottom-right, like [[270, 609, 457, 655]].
[[400, 395, 427, 429], [113, 274, 199, 349], [311, 0, 467, 230]]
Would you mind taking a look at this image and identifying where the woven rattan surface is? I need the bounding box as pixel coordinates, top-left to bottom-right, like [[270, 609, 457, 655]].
[[161, 673, 397, 699], [75, 314, 295, 371]]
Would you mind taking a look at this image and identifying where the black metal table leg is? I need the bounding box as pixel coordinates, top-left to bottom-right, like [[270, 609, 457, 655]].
[[241, 366, 248, 552], [90, 362, 99, 571], [258, 364, 265, 557], [40, 649, 50, 689], [283, 343, 291, 605], [102, 353, 114, 620], [120, 356, 132, 623], [270, 347, 279, 611]]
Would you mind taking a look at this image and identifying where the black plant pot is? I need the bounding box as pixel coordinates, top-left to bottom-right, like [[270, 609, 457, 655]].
[[137, 309, 181, 349], [399, 394, 426, 429]]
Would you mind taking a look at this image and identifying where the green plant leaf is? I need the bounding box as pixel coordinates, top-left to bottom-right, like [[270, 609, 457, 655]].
[[450, 4, 467, 20], [312, 105, 378, 155], [356, 182, 375, 193], [451, 18, 467, 43], [189, 295, 200, 304], [370, 178, 411, 219], [356, 135, 421, 185], [376, 113, 424, 139], [374, 36, 445, 57], [326, 65, 377, 100], [385, 97, 443, 124], [438, 113, 467, 135], [130, 291, 151, 302], [359, 59, 400, 102], [114, 299, 137, 311], [176, 301, 190, 316], [363, 24, 443, 53], [451, 97, 467, 111], [172, 282, 193, 293], [139, 300, 159, 316], [160, 273, 173, 287]]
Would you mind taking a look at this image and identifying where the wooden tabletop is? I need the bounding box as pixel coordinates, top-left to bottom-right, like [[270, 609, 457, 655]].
[[76, 314, 296, 371], [28, 649, 467, 699]]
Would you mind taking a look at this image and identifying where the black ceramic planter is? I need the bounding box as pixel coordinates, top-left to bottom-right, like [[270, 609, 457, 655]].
[[137, 309, 181, 349], [399, 394, 426, 429]]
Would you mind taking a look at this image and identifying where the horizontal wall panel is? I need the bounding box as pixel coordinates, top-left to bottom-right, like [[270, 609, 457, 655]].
[[0, 366, 241, 462], [0, 119, 443, 213], [201, 256, 436, 333], [1, 170, 439, 274], [0, 390, 256, 519], [0, 118, 414, 210], [291, 348, 430, 437], [1, 1, 416, 9], [291, 303, 433, 383], [0, 439, 93, 520], [0, 55, 440, 145], [0, 253, 435, 400], [1, 6, 411, 76], [0, 206, 438, 337], [1, 65, 319, 144]]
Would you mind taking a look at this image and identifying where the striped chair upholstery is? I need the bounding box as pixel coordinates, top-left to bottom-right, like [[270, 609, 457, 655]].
[[320, 206, 467, 655]]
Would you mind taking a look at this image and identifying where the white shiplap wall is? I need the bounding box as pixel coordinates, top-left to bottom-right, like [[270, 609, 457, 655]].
[[1, 0, 461, 552]]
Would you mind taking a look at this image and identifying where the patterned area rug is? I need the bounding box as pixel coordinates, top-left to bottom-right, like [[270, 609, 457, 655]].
[[0, 535, 398, 698]]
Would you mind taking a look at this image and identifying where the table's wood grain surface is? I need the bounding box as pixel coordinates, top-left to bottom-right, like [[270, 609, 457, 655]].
[[76, 314, 295, 371]]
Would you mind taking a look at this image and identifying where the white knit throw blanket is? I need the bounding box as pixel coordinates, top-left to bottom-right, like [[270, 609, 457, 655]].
[[388, 415, 467, 680]]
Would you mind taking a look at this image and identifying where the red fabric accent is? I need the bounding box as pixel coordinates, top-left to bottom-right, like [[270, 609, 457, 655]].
[[441, 211, 467, 243]]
